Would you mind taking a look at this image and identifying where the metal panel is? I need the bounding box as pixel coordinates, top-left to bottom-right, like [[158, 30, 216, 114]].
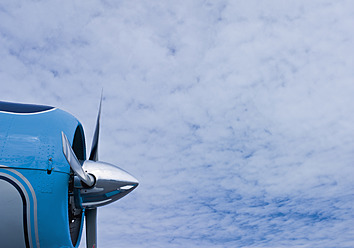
[[0, 107, 82, 173], [0, 177, 28, 248]]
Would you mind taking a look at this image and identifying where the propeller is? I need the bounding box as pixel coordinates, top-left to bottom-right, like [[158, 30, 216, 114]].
[[62, 96, 138, 248], [89, 95, 101, 162], [85, 96, 101, 248], [61, 132, 95, 187]]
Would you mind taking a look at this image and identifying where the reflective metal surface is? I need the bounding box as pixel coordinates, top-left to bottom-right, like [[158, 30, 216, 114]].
[[62, 132, 95, 187], [80, 161, 139, 208]]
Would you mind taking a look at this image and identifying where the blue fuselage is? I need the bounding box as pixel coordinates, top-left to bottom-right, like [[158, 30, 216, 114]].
[[0, 102, 85, 248]]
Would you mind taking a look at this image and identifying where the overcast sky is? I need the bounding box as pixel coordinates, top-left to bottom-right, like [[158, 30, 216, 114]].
[[1, 1, 354, 247]]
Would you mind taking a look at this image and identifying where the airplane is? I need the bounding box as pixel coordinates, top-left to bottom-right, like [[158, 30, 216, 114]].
[[0, 99, 139, 248]]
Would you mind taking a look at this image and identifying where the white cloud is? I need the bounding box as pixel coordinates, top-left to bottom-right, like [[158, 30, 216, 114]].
[[1, 0, 354, 247]]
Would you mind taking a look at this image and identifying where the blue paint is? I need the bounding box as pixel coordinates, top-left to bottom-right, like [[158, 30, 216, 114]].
[[0, 101, 87, 248], [0, 105, 82, 173], [106, 189, 121, 198]]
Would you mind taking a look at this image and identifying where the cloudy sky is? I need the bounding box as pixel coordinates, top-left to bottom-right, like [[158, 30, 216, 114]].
[[1, 0, 354, 247]]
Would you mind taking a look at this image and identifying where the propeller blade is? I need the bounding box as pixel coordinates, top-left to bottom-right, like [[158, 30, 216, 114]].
[[61, 132, 95, 187], [85, 208, 97, 248], [81, 92, 138, 248], [89, 94, 102, 162]]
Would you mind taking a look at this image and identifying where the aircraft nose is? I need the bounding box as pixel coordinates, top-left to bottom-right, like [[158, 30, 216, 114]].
[[80, 160, 139, 208]]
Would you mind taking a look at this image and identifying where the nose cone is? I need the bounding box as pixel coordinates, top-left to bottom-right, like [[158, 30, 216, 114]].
[[85, 160, 138, 184], [80, 161, 139, 208]]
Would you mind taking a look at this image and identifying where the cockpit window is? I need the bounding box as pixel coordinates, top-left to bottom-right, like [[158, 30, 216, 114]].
[[0, 101, 54, 113]]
